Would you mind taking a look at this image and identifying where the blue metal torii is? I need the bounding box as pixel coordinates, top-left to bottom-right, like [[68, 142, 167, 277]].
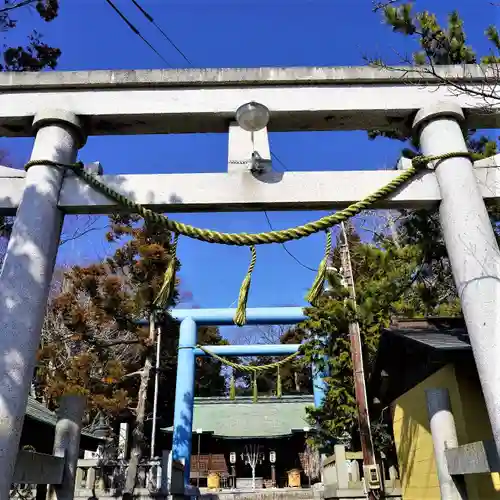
[[170, 307, 328, 485]]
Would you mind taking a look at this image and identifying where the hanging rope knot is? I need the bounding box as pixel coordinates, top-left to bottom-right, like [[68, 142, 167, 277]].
[[25, 151, 472, 246], [306, 230, 332, 306], [153, 233, 179, 309], [20, 151, 474, 320], [234, 245, 257, 327]]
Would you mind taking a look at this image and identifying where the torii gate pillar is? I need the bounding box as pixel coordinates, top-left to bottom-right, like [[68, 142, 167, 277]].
[[0, 109, 85, 497], [414, 102, 500, 458]]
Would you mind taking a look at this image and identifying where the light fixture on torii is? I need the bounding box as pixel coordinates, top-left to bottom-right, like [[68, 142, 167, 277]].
[[229, 101, 273, 175], [235, 101, 270, 132]]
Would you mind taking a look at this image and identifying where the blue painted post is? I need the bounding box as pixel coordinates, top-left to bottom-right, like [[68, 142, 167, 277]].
[[172, 317, 197, 486]]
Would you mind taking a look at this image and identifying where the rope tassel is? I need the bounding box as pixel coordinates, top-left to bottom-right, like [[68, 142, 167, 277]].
[[306, 231, 332, 306], [252, 371, 258, 403], [229, 371, 236, 400], [276, 366, 282, 398], [154, 234, 179, 309], [234, 246, 257, 327]]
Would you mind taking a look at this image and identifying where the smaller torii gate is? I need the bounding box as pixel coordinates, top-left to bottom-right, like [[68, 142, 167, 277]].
[[169, 307, 326, 484]]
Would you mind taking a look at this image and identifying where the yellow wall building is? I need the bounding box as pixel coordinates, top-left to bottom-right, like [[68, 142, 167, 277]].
[[371, 318, 500, 499]]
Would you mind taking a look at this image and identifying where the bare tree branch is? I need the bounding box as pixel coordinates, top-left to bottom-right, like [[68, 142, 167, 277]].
[[59, 216, 106, 246], [121, 370, 143, 379], [372, 0, 399, 13], [0, 0, 36, 15]]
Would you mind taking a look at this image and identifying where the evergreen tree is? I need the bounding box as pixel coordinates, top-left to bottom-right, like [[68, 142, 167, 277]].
[[302, 4, 500, 457], [380, 4, 500, 307], [0, 0, 61, 71], [299, 225, 423, 455]]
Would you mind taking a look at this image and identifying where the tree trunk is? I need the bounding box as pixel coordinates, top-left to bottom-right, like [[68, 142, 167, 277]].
[[251, 466, 256, 490], [123, 315, 155, 498]]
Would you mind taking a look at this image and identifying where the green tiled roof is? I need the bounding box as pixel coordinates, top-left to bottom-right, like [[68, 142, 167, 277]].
[[163, 395, 314, 439], [26, 396, 59, 427], [26, 396, 100, 440]]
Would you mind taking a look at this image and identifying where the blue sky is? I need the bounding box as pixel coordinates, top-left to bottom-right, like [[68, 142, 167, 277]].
[[1, 0, 498, 339]]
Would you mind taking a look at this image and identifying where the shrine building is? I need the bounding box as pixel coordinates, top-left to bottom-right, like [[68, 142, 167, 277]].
[[162, 394, 317, 489]]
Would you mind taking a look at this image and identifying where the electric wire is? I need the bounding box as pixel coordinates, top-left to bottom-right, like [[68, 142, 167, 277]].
[[270, 151, 289, 172], [263, 211, 318, 273], [98, 6, 322, 272], [130, 0, 192, 65], [104, 0, 172, 67], [267, 152, 319, 272]]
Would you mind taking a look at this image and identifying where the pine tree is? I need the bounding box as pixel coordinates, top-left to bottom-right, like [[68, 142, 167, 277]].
[[302, 4, 500, 457], [380, 4, 500, 307], [299, 225, 422, 455], [0, 0, 61, 71]]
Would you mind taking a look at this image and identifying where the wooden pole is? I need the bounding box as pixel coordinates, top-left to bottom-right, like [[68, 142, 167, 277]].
[[339, 222, 377, 499]]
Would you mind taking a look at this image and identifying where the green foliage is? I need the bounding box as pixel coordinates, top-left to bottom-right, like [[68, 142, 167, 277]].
[[304, 3, 500, 458], [195, 326, 227, 398], [296, 224, 430, 454], [0, 0, 61, 71], [383, 4, 479, 65], [380, 3, 500, 311]]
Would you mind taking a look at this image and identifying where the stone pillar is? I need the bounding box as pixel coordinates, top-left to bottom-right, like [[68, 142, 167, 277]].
[[0, 109, 84, 498], [172, 317, 197, 486], [48, 394, 86, 500], [425, 388, 468, 499], [413, 102, 500, 457], [334, 444, 349, 489]]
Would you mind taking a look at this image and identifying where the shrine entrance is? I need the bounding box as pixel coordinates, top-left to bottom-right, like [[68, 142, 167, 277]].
[[168, 307, 327, 486]]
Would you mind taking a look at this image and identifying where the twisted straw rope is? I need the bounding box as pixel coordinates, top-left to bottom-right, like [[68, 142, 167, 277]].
[[24, 152, 471, 247], [196, 344, 301, 373]]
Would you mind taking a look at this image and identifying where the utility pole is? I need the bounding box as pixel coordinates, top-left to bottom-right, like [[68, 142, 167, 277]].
[[338, 222, 379, 498]]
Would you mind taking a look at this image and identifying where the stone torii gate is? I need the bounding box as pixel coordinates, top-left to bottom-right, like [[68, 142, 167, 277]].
[[0, 65, 499, 497]]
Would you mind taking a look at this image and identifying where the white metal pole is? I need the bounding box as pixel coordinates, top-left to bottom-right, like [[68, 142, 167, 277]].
[[151, 323, 162, 459]]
